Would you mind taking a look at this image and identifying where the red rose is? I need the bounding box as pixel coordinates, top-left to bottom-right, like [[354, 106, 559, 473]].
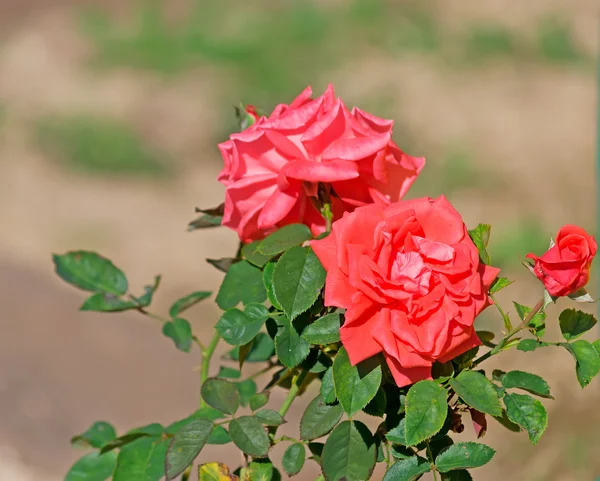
[[526, 225, 597, 297], [310, 196, 500, 387], [218, 85, 425, 242]]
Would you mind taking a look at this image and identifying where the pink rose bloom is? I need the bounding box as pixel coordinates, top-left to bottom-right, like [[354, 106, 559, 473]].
[[218, 85, 425, 242], [311, 196, 500, 387]]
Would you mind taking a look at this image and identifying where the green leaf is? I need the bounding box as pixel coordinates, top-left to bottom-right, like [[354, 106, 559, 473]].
[[513, 302, 546, 336], [228, 332, 275, 363], [272, 246, 326, 321], [216, 260, 266, 310], [300, 396, 344, 441], [53, 251, 128, 295], [201, 378, 240, 415], [517, 339, 549, 352], [166, 407, 225, 434], [593, 339, 600, 355], [216, 304, 269, 346], [237, 379, 258, 407], [249, 392, 270, 411], [435, 442, 495, 472], [165, 419, 213, 480], [321, 420, 377, 481], [565, 339, 600, 387], [302, 313, 342, 345], [262, 261, 282, 310], [65, 451, 117, 481], [131, 275, 161, 308], [468, 224, 491, 265], [162, 318, 193, 352], [503, 393, 548, 444], [255, 409, 285, 426], [320, 366, 336, 404], [243, 460, 275, 481], [258, 224, 313, 256], [188, 214, 222, 230], [228, 416, 270, 456], [198, 462, 237, 481], [169, 291, 211, 318], [206, 257, 236, 273], [501, 370, 552, 398], [441, 471, 473, 481], [112, 437, 168, 481], [404, 380, 448, 446], [80, 292, 136, 312], [217, 367, 241, 379], [382, 456, 430, 481], [208, 426, 231, 445], [282, 443, 306, 476], [489, 276, 512, 294], [385, 417, 407, 445], [275, 315, 311, 368], [333, 347, 382, 417], [71, 421, 117, 449], [559, 308, 598, 341], [449, 371, 502, 416], [242, 240, 275, 268]]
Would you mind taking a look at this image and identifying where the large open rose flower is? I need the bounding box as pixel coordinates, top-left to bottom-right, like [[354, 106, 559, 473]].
[[218, 85, 425, 242], [311, 196, 500, 387], [526, 225, 597, 297]]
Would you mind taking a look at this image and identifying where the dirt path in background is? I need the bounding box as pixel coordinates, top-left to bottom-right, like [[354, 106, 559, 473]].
[[0, 4, 598, 480]]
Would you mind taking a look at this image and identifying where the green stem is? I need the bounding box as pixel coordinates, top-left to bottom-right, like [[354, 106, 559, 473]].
[[473, 297, 545, 367], [489, 293, 512, 331], [322, 203, 333, 233], [426, 440, 438, 481], [200, 331, 221, 407], [279, 370, 309, 418]]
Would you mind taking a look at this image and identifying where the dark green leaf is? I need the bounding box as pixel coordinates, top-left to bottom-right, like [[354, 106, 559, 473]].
[[275, 315, 310, 368], [228, 416, 270, 456], [162, 318, 193, 352], [169, 291, 211, 318], [263, 261, 282, 310], [237, 379, 258, 407], [333, 347, 382, 417], [492, 410, 521, 432], [449, 371, 502, 416], [165, 419, 213, 480], [559, 308, 598, 341], [405, 380, 448, 446], [65, 451, 117, 481], [255, 409, 285, 426], [321, 421, 376, 481], [565, 339, 600, 387], [206, 257, 236, 273], [201, 378, 240, 415], [363, 387, 387, 418], [504, 393, 547, 444], [112, 437, 168, 481], [501, 370, 552, 398], [80, 292, 136, 312], [468, 224, 491, 265], [517, 339, 549, 352], [216, 260, 266, 310], [489, 276, 512, 294], [304, 349, 332, 373], [242, 241, 274, 268], [320, 367, 336, 404], [249, 392, 269, 411], [99, 433, 150, 454], [441, 470, 473, 481], [514, 302, 546, 336], [272, 246, 326, 321], [282, 443, 306, 476], [382, 456, 430, 481], [435, 442, 495, 472], [53, 251, 127, 294], [385, 417, 407, 445], [300, 396, 344, 441], [166, 407, 225, 434], [302, 313, 342, 345], [228, 333, 275, 363], [217, 367, 241, 379], [258, 224, 312, 256], [208, 426, 231, 445], [188, 214, 222, 230], [131, 275, 161, 308], [216, 304, 269, 346], [71, 421, 117, 449]]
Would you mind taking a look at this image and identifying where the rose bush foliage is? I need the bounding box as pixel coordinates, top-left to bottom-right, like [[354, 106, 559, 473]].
[[55, 86, 600, 481]]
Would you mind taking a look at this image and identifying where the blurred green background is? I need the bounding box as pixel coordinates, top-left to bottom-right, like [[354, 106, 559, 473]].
[[0, 1, 597, 480]]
